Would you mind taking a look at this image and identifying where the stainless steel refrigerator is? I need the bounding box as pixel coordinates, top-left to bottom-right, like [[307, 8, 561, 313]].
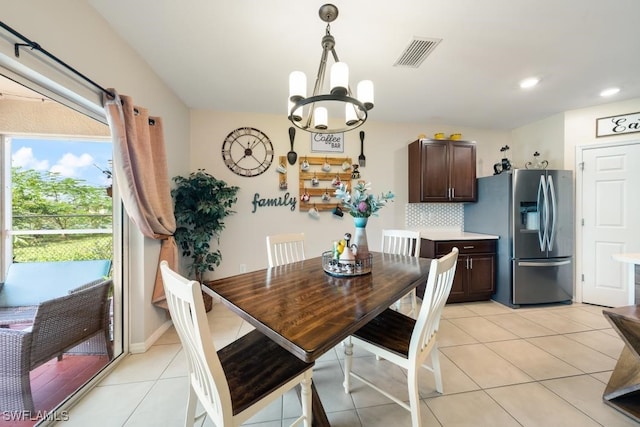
[[464, 169, 574, 308]]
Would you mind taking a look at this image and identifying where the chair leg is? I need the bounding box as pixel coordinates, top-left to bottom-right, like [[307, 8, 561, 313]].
[[410, 289, 417, 317], [184, 383, 197, 427], [431, 346, 443, 394], [300, 373, 313, 427], [343, 338, 353, 393], [407, 367, 422, 427]]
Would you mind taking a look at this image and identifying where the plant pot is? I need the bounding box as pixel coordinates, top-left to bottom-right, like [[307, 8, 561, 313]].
[[352, 217, 370, 260]]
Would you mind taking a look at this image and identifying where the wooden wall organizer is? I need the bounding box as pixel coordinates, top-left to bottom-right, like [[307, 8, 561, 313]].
[[299, 156, 351, 212]]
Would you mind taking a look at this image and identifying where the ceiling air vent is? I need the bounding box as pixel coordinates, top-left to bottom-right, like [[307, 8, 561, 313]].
[[393, 37, 442, 68]]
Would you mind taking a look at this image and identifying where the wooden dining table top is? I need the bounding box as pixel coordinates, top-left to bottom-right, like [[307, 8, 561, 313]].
[[203, 252, 432, 363]]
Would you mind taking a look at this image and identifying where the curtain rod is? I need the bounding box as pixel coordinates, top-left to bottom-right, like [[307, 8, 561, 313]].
[[0, 21, 116, 99]]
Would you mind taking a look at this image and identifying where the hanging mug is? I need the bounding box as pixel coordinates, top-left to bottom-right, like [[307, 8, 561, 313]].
[[322, 190, 331, 202], [332, 175, 341, 187], [311, 174, 319, 186], [351, 165, 360, 179], [332, 205, 344, 218], [308, 206, 320, 219], [301, 158, 310, 171], [322, 159, 331, 172], [301, 190, 310, 202], [342, 161, 351, 171]]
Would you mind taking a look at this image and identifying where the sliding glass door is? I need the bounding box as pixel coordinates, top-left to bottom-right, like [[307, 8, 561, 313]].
[[0, 74, 126, 421]]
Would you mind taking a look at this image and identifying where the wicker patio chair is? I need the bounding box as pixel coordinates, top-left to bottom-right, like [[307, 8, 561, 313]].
[[0, 279, 113, 412]]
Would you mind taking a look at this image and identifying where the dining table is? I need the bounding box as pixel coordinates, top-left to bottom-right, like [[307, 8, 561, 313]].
[[203, 251, 432, 427]]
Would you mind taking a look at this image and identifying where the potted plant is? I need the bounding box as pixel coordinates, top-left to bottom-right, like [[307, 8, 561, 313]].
[[94, 162, 113, 197], [172, 169, 239, 308]]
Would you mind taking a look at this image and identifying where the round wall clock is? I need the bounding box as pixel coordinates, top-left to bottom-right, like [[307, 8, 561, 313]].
[[222, 127, 274, 177]]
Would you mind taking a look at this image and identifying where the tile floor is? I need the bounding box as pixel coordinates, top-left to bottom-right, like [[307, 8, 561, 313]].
[[60, 300, 639, 427]]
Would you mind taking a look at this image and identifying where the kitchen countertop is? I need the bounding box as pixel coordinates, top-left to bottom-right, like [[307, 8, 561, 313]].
[[410, 228, 499, 241], [613, 253, 640, 265]]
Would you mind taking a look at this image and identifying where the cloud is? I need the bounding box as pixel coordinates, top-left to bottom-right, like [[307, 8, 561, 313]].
[[50, 153, 95, 177], [12, 147, 49, 170]]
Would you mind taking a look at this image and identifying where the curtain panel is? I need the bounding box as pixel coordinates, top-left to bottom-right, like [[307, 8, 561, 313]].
[[103, 91, 177, 310]]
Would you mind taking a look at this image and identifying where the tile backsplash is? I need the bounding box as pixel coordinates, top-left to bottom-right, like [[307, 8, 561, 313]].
[[405, 203, 463, 228]]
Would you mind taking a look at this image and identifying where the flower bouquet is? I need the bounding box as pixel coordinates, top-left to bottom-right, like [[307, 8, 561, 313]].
[[333, 181, 394, 218], [334, 181, 394, 260]]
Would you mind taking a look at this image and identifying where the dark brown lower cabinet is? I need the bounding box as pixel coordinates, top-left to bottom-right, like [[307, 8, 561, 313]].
[[419, 239, 497, 303]]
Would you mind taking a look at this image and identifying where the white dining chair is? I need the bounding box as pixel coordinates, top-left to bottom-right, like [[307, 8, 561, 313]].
[[342, 247, 459, 427], [266, 232, 306, 267], [159, 261, 314, 427], [381, 229, 422, 316]]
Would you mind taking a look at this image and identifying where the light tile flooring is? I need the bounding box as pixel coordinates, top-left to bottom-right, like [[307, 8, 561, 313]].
[[60, 300, 639, 427]]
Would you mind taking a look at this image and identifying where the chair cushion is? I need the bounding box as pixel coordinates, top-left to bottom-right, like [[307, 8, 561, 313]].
[[353, 308, 416, 358], [218, 329, 314, 415], [0, 260, 111, 307]]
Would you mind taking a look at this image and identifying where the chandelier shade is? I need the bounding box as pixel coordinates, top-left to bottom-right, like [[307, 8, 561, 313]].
[[288, 4, 374, 133]]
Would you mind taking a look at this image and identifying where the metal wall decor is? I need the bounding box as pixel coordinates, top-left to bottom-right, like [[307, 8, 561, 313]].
[[222, 127, 274, 177]]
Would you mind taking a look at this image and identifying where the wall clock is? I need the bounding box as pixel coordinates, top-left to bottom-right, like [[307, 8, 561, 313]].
[[222, 127, 274, 177]]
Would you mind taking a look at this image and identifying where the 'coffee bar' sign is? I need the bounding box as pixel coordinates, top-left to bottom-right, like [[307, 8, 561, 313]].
[[311, 132, 344, 152], [596, 112, 640, 137]]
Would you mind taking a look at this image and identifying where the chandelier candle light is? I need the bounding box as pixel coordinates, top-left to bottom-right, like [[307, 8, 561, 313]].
[[288, 4, 374, 133], [334, 181, 394, 260]]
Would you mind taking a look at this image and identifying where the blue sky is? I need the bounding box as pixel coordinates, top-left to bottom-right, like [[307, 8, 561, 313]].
[[11, 137, 113, 187]]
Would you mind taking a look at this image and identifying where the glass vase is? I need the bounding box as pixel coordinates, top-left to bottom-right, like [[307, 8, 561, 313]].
[[352, 216, 369, 260]]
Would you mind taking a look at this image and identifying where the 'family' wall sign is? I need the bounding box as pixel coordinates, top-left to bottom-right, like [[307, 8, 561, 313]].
[[596, 112, 640, 137]]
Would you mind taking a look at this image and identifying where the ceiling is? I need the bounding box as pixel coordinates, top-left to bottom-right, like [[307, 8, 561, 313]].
[[15, 1, 640, 130]]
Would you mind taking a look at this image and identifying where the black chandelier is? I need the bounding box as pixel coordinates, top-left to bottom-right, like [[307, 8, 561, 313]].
[[288, 4, 374, 134]]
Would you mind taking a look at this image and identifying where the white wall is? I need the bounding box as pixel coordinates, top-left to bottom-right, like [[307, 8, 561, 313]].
[[191, 110, 509, 278], [511, 113, 565, 169], [2, 1, 191, 349], [564, 98, 640, 169]]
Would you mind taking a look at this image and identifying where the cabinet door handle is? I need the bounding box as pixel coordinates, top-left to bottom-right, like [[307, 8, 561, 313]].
[[470, 258, 473, 269], [451, 187, 455, 199], [463, 246, 474, 249]]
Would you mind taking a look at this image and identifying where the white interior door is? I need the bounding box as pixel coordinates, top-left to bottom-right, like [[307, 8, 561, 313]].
[[581, 142, 640, 307]]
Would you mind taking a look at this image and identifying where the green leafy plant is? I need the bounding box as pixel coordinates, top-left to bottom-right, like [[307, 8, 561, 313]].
[[334, 181, 394, 218], [172, 169, 239, 282]]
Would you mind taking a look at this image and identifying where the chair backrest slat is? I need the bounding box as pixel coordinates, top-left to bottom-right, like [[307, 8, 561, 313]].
[[409, 248, 458, 359], [266, 233, 306, 267], [381, 229, 421, 257], [160, 261, 233, 427]]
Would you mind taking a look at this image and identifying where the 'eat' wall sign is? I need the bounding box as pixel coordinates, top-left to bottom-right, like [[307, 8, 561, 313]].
[[596, 112, 640, 137]]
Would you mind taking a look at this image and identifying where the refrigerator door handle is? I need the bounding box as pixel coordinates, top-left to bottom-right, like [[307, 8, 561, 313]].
[[518, 260, 572, 267], [537, 175, 547, 251], [547, 175, 557, 251]]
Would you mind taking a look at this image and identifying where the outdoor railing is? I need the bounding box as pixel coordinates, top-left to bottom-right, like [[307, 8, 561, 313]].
[[10, 214, 112, 262]]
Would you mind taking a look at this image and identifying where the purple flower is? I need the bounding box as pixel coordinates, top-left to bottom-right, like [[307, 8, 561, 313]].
[[358, 201, 368, 212]]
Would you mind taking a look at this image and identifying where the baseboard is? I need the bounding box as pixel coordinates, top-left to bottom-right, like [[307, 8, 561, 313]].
[[129, 318, 173, 354]]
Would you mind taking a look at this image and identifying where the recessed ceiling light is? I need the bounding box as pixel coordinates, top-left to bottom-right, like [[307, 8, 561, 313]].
[[600, 87, 620, 97], [519, 77, 540, 89]]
